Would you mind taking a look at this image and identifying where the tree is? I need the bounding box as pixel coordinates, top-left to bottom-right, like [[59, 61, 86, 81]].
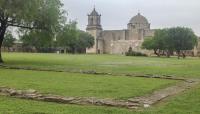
[[75, 30, 94, 53], [20, 30, 54, 52], [56, 21, 78, 53], [168, 27, 198, 59], [142, 30, 167, 57], [2, 31, 15, 51], [142, 37, 155, 53], [142, 27, 198, 59], [0, 0, 64, 63], [56, 22, 95, 54]]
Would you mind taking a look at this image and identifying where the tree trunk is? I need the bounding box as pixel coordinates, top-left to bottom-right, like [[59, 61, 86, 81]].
[[166, 50, 171, 58], [182, 51, 186, 59], [158, 50, 162, 57], [154, 49, 161, 57], [177, 51, 180, 59], [0, 38, 3, 63], [154, 49, 158, 56], [0, 22, 8, 63]]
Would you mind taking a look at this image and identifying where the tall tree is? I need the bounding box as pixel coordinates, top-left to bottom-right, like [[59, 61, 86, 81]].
[[0, 0, 64, 63], [56, 22, 94, 54], [142, 30, 167, 57], [168, 27, 198, 59], [56, 21, 78, 53]]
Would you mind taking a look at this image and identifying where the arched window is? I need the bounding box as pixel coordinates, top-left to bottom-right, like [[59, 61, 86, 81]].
[[90, 17, 93, 25]]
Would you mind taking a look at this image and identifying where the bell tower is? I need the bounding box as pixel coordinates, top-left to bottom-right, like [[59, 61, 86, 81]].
[[87, 8, 102, 30], [86, 8, 103, 54]]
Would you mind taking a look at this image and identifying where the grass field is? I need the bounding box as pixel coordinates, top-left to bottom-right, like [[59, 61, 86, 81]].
[[2, 52, 200, 78], [0, 85, 200, 114], [1, 52, 200, 114], [0, 69, 177, 99]]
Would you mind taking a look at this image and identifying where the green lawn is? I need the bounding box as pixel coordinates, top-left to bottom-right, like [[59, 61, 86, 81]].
[[1, 52, 200, 114], [2, 52, 200, 78], [0, 84, 200, 114], [0, 69, 176, 99]]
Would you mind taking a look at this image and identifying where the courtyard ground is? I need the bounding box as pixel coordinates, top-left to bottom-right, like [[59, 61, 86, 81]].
[[3, 53, 200, 78], [0, 52, 200, 114]]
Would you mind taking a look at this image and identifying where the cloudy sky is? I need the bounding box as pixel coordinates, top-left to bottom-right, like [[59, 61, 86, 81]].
[[61, 0, 200, 36]]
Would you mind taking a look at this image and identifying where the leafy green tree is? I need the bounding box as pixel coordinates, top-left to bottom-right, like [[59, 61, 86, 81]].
[[153, 29, 168, 56], [168, 27, 198, 59], [2, 31, 16, 51], [56, 21, 78, 53], [0, 0, 64, 63], [75, 30, 94, 53], [56, 22, 95, 54], [142, 30, 167, 57], [142, 37, 156, 54], [142, 27, 198, 58], [20, 30, 54, 52]]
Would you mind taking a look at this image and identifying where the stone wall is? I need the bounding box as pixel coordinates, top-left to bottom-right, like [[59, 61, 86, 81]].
[[197, 38, 200, 56], [102, 30, 127, 53], [111, 40, 143, 54], [102, 30, 127, 41], [101, 29, 155, 54], [127, 29, 141, 40], [86, 29, 102, 53], [97, 38, 104, 54], [144, 29, 155, 38]]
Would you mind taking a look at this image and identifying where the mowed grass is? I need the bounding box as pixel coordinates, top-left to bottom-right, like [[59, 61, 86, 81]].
[[1, 52, 200, 114], [0, 84, 200, 114], [2, 52, 200, 78], [0, 69, 176, 99]]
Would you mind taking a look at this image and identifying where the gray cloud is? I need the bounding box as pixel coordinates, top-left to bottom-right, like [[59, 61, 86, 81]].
[[62, 0, 200, 36]]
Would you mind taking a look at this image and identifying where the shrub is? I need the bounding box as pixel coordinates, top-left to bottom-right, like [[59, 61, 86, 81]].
[[125, 47, 147, 57]]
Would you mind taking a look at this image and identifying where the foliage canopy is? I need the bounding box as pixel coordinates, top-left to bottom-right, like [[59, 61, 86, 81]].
[[142, 27, 198, 58]]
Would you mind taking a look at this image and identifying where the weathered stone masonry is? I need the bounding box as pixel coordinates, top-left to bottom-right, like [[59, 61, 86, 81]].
[[86, 8, 200, 55], [86, 8, 154, 54]]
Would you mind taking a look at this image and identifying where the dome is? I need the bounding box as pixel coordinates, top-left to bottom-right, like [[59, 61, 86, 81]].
[[129, 13, 148, 24]]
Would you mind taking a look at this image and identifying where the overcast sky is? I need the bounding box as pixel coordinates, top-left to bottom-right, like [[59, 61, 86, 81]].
[[61, 0, 200, 36]]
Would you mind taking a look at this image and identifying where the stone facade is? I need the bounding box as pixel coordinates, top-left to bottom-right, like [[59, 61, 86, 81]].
[[86, 8, 200, 56], [86, 8, 154, 54], [196, 38, 200, 56]]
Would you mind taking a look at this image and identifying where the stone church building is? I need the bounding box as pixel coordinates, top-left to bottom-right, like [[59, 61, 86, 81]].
[[86, 8, 155, 54], [86, 8, 200, 56]]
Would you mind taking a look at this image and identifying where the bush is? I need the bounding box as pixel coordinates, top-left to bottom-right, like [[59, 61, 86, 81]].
[[125, 47, 147, 57]]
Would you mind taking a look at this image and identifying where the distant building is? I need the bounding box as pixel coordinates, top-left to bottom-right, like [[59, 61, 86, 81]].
[[86, 8, 200, 56], [86, 8, 154, 54]]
